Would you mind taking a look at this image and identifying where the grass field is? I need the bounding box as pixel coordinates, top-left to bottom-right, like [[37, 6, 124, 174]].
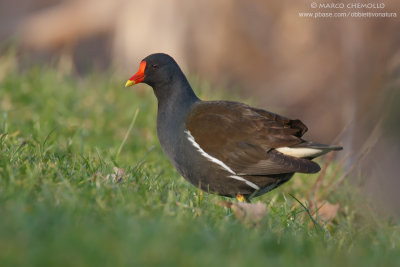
[[0, 54, 399, 266]]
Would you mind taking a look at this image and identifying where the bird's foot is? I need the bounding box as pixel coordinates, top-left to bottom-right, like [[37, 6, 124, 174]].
[[236, 194, 251, 203]]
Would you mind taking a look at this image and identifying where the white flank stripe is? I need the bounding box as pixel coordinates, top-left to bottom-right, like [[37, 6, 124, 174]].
[[185, 130, 235, 174], [185, 130, 260, 190], [229, 175, 260, 190]]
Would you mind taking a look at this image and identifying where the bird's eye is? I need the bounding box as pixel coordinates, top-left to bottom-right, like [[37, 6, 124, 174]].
[[152, 64, 159, 70]]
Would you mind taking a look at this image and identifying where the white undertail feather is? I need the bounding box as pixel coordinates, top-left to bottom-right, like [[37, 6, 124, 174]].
[[276, 147, 326, 158], [185, 130, 260, 190]]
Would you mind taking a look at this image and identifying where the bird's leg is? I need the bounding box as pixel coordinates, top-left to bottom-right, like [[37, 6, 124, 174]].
[[236, 194, 251, 203]]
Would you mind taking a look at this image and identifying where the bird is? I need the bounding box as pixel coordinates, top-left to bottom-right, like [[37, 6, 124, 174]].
[[125, 53, 342, 202]]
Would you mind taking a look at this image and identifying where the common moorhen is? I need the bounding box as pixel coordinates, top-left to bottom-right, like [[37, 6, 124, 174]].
[[125, 53, 342, 202]]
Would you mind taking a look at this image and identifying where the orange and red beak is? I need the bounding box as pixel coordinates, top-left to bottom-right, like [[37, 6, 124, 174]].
[[125, 61, 146, 87]]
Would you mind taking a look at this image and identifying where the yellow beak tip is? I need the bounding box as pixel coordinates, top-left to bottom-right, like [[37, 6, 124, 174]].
[[125, 80, 135, 87]]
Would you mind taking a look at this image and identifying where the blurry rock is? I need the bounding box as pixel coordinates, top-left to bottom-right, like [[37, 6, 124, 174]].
[[18, 0, 119, 50]]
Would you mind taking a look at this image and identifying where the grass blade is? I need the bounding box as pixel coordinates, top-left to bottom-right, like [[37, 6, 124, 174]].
[[116, 108, 140, 159]]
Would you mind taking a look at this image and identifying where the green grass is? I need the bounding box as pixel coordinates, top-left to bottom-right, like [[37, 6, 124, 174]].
[[0, 54, 399, 266]]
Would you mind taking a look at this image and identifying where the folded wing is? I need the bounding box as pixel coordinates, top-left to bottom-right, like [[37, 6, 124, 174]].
[[185, 101, 321, 175]]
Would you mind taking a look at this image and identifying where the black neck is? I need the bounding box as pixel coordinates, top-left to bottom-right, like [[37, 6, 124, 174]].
[[153, 72, 200, 114]]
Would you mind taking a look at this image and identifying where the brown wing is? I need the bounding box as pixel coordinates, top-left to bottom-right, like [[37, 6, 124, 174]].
[[185, 101, 320, 175]]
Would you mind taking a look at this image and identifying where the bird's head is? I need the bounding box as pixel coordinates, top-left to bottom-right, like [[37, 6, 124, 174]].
[[125, 53, 179, 88]]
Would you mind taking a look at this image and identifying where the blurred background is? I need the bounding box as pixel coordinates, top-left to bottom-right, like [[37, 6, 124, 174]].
[[1, 0, 399, 213]]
